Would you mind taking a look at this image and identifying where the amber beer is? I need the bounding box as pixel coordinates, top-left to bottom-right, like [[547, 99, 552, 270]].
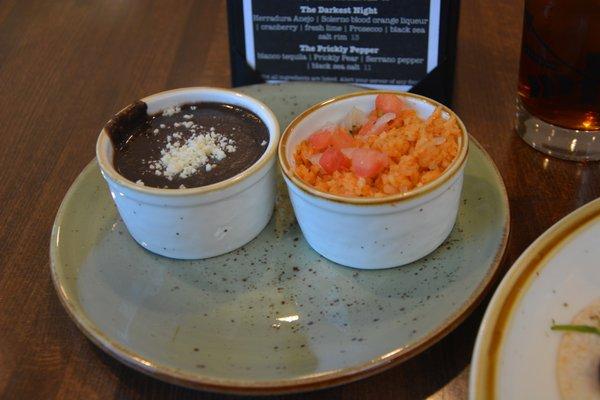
[[518, 0, 599, 131]]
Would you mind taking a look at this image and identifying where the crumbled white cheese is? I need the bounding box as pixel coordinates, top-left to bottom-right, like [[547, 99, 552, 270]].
[[190, 106, 197, 110], [153, 129, 159, 134], [174, 122, 180, 128], [260, 140, 268, 146], [181, 121, 194, 129], [162, 106, 181, 117], [148, 131, 235, 179], [179, 184, 186, 189], [135, 179, 145, 186], [160, 124, 166, 128], [213, 147, 226, 161], [183, 114, 193, 120]]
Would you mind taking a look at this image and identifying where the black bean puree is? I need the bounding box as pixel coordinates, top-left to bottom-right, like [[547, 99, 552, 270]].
[[105, 102, 269, 189]]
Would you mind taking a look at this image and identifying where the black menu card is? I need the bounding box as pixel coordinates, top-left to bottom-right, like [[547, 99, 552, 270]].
[[227, 0, 460, 104]]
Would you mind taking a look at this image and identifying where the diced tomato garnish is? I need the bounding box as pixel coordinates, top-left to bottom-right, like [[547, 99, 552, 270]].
[[375, 94, 405, 115], [308, 129, 333, 151], [319, 148, 351, 174], [330, 127, 355, 149], [350, 148, 389, 178], [357, 114, 377, 136], [357, 113, 396, 136], [309, 125, 355, 151]]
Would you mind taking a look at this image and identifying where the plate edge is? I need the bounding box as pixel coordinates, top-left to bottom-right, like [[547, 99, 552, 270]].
[[49, 116, 510, 395], [469, 197, 600, 400]]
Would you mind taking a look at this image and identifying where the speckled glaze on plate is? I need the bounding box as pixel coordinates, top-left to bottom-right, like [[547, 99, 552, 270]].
[[50, 83, 509, 394]]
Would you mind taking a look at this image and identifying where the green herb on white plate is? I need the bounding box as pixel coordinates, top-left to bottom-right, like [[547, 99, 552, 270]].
[[551, 324, 600, 336]]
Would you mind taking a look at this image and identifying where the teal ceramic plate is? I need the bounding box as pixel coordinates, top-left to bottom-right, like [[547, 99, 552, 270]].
[[51, 83, 509, 394]]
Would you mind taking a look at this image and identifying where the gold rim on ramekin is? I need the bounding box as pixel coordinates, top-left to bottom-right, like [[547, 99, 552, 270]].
[[278, 90, 469, 205]]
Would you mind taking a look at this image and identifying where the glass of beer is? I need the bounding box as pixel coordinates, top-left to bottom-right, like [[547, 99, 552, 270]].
[[516, 0, 600, 161]]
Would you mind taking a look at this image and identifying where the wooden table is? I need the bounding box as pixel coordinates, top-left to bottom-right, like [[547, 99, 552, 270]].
[[1, 1, 598, 398]]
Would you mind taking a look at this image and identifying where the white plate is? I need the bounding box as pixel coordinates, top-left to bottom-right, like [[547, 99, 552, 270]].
[[470, 197, 600, 399]]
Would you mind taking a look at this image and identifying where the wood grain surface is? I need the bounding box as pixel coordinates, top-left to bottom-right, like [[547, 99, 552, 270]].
[[0, 1, 598, 399]]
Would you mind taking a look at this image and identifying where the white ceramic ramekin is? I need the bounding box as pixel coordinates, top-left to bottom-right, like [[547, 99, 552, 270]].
[[279, 91, 469, 269], [96, 87, 280, 259]]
